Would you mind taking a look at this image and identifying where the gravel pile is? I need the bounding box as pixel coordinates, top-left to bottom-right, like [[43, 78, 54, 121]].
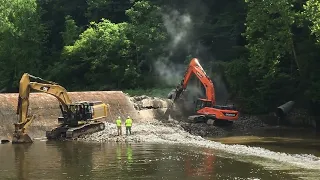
[[79, 120, 200, 143], [79, 113, 267, 144], [178, 114, 267, 137]]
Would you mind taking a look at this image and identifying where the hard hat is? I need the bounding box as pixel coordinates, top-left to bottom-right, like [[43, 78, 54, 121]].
[[127, 116, 130, 118], [118, 116, 121, 119]]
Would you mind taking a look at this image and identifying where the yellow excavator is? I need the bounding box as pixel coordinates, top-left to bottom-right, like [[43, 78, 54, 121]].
[[12, 73, 108, 144]]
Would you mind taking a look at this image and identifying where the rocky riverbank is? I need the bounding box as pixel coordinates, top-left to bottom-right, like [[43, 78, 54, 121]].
[[79, 116, 266, 144], [124, 95, 319, 138], [177, 114, 267, 137], [124, 95, 271, 138]]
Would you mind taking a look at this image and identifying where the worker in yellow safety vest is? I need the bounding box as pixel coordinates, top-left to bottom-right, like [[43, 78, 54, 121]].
[[125, 116, 132, 135], [116, 116, 122, 136]]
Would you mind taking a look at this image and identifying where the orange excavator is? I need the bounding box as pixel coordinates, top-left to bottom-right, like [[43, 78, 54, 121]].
[[168, 58, 239, 125]]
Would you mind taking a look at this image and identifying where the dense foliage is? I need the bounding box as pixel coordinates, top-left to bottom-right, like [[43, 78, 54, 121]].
[[1, 0, 320, 116]]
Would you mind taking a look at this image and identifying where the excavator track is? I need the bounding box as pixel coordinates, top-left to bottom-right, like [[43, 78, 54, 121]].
[[46, 121, 105, 140], [66, 121, 105, 139]]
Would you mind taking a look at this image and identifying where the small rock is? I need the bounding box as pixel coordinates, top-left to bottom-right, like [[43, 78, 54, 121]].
[[1, 139, 10, 144], [207, 119, 215, 125]]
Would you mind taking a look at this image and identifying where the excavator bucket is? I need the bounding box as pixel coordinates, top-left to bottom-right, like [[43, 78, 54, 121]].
[[168, 89, 177, 99], [12, 120, 34, 144], [12, 131, 33, 144], [168, 87, 183, 101]]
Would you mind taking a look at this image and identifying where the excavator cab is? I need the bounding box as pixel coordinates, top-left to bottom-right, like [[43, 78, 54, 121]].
[[195, 98, 212, 111], [62, 102, 93, 126]]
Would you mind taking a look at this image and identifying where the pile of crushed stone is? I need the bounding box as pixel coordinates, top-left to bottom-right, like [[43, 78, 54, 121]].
[[178, 114, 267, 138], [79, 121, 196, 143], [79, 115, 266, 144]]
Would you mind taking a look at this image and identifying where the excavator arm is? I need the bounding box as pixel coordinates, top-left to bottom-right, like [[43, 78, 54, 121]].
[[13, 73, 72, 143], [170, 58, 216, 105]]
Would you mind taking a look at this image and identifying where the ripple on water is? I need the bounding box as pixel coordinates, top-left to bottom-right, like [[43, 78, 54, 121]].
[[81, 122, 320, 173]]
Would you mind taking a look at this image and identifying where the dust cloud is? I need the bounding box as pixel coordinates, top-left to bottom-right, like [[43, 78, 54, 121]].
[[152, 5, 231, 106], [162, 10, 192, 51], [153, 59, 185, 87], [153, 9, 193, 87]]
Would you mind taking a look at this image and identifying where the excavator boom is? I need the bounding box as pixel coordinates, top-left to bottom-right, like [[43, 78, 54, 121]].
[[12, 73, 108, 144], [168, 58, 239, 124], [171, 58, 216, 104]]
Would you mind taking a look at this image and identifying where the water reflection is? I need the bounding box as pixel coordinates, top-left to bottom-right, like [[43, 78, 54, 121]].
[[116, 143, 121, 160], [0, 141, 302, 180], [116, 143, 133, 165], [185, 149, 215, 179], [13, 144, 32, 180], [126, 144, 133, 164], [185, 148, 215, 179]]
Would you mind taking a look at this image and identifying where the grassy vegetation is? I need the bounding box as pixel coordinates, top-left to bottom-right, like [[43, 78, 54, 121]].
[[123, 88, 174, 98]]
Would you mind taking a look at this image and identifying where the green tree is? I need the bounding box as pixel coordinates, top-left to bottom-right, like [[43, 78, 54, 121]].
[[125, 0, 169, 87], [125, 0, 168, 65], [52, 0, 168, 90], [303, 0, 320, 43], [58, 19, 133, 90], [86, 0, 133, 23], [242, 0, 297, 112], [0, 0, 46, 91], [62, 15, 81, 46], [301, 0, 320, 118]]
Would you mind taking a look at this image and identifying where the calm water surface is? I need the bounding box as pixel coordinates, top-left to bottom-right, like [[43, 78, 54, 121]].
[[0, 140, 308, 180]]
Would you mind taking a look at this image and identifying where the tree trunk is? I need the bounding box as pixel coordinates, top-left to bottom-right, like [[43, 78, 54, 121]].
[[291, 41, 301, 76]]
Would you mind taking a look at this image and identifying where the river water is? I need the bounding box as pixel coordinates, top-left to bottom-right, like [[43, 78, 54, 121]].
[[0, 141, 307, 180], [1, 122, 320, 180]]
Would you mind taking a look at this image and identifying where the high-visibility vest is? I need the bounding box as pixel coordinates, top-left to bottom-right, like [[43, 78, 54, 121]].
[[125, 118, 132, 127], [116, 119, 121, 126]]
